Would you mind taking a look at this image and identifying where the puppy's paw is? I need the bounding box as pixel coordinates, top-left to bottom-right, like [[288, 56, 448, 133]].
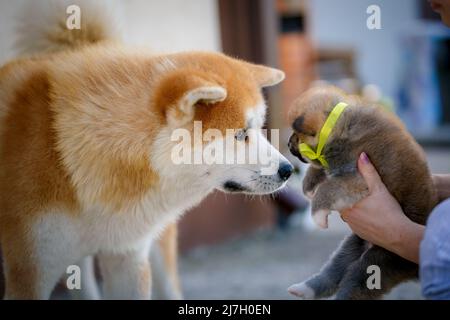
[[312, 209, 331, 229], [303, 184, 319, 200], [288, 282, 315, 299], [304, 188, 317, 200]]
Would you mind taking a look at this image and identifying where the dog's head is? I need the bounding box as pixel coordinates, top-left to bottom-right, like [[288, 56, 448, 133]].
[[152, 52, 293, 195], [287, 85, 348, 167], [54, 49, 292, 208]]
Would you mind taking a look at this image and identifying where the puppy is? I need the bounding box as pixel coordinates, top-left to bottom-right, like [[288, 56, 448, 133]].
[[0, 2, 291, 299], [287, 85, 437, 299]]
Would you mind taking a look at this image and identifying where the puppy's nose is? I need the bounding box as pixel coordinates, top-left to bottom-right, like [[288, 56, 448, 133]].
[[288, 134, 298, 151], [278, 162, 293, 181], [288, 134, 307, 163]]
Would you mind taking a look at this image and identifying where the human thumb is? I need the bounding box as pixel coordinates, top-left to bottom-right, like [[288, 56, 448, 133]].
[[358, 152, 384, 193]]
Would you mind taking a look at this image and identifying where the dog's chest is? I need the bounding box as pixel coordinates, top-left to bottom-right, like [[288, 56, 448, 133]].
[[77, 206, 169, 253], [78, 184, 210, 252]]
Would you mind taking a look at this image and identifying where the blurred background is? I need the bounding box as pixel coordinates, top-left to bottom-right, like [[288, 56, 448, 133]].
[[0, 0, 449, 299]]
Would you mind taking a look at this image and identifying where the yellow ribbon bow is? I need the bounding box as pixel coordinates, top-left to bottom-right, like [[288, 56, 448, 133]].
[[299, 102, 348, 168]]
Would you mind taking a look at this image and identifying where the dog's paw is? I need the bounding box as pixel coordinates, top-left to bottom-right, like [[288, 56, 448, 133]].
[[288, 282, 315, 299], [303, 185, 318, 200], [304, 189, 316, 200], [312, 209, 331, 229]]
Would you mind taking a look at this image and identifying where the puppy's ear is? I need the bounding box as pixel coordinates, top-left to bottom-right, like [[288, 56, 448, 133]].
[[292, 116, 305, 133], [292, 115, 316, 136], [247, 63, 285, 88], [155, 70, 227, 126]]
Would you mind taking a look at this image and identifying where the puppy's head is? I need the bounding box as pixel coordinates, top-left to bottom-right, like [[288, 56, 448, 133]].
[[287, 85, 348, 166]]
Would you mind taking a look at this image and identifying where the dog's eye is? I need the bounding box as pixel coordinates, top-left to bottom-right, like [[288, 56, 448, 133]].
[[235, 129, 248, 142]]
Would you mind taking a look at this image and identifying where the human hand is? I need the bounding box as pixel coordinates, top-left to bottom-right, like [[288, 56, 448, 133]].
[[340, 153, 424, 263], [432, 174, 450, 203]]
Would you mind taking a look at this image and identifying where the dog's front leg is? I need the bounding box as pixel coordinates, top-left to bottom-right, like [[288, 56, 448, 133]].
[[69, 255, 101, 300], [98, 240, 152, 300], [151, 223, 183, 299], [302, 166, 326, 199], [2, 216, 82, 300], [310, 174, 368, 229]]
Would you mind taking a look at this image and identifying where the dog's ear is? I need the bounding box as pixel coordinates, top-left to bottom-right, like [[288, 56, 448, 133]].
[[292, 115, 317, 137], [247, 63, 285, 88], [155, 70, 227, 126], [292, 115, 305, 133]]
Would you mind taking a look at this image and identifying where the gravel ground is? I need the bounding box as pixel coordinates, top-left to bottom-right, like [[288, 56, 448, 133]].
[[179, 214, 422, 300]]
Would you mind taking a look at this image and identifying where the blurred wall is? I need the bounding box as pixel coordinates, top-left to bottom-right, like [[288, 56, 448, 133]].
[[120, 0, 221, 52], [0, 0, 221, 64], [307, 0, 419, 99]]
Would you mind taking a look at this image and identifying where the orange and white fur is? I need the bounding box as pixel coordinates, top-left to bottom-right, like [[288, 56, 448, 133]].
[[0, 1, 291, 299]]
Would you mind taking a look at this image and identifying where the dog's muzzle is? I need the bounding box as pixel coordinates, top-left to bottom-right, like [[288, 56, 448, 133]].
[[288, 134, 307, 163]]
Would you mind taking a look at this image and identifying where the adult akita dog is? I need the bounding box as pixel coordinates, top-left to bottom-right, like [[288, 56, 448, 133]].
[[0, 2, 292, 299]]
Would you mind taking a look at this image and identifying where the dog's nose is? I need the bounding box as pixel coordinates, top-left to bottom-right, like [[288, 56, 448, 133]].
[[278, 162, 293, 181], [288, 134, 307, 163]]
